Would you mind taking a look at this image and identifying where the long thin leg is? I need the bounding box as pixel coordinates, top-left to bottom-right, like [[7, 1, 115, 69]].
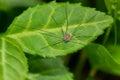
[[40, 39, 64, 50], [40, 29, 60, 38], [65, 3, 69, 34], [69, 38, 86, 48], [72, 14, 98, 37], [51, 16, 64, 38], [14, 24, 60, 39], [71, 33, 97, 42]]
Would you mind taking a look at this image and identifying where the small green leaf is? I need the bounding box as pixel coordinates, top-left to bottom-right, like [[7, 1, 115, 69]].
[[27, 57, 73, 80], [107, 45, 120, 65], [0, 37, 28, 80], [6, 1, 113, 57], [85, 43, 120, 75]]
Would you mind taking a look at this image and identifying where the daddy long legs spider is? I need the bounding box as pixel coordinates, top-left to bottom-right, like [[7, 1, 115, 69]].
[[36, 3, 98, 51], [7, 2, 98, 57]]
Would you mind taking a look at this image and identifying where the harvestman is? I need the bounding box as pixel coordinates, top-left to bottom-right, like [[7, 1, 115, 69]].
[[13, 3, 97, 51], [39, 4, 97, 49]]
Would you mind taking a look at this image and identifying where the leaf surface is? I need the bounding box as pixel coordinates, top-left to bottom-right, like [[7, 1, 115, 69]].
[[0, 37, 28, 80], [6, 1, 113, 57], [27, 57, 73, 80], [85, 43, 120, 75]]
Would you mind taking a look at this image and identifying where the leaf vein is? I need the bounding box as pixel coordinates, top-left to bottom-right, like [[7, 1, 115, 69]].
[[24, 6, 37, 31], [44, 5, 55, 28], [1, 38, 6, 80]]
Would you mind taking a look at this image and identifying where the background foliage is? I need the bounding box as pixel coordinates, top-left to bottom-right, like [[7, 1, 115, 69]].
[[0, 0, 120, 80]]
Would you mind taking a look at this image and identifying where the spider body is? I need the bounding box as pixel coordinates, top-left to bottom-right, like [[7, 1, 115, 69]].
[[64, 33, 71, 42]]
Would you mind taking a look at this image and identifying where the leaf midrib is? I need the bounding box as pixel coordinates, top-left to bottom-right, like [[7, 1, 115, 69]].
[[6, 19, 109, 38], [1, 38, 6, 80]]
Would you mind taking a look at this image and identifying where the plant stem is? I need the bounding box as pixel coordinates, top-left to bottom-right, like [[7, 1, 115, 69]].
[[89, 68, 97, 77], [103, 1, 117, 45], [86, 68, 97, 80], [102, 11, 113, 45], [113, 4, 117, 46], [113, 18, 117, 46], [74, 51, 87, 80], [102, 26, 112, 45]]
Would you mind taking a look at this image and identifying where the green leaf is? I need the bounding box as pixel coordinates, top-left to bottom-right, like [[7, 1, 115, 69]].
[[27, 73, 73, 80], [26, 57, 73, 80], [5, 1, 113, 57], [85, 43, 120, 75], [107, 45, 120, 66], [0, 37, 28, 80]]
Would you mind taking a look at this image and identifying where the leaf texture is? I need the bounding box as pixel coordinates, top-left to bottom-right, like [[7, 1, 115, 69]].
[[27, 57, 73, 80], [85, 43, 120, 75], [5, 1, 113, 57], [0, 37, 28, 80]]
